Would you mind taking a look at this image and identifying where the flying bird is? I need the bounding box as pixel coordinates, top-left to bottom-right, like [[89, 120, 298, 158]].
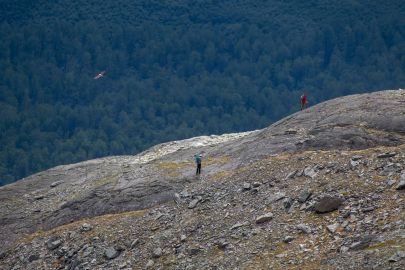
[[93, 71, 106, 80]]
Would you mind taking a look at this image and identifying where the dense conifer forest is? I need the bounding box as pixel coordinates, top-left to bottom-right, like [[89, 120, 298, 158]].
[[0, 0, 404, 185]]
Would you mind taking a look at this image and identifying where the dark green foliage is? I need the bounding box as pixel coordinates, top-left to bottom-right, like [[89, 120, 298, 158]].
[[0, 1, 404, 184]]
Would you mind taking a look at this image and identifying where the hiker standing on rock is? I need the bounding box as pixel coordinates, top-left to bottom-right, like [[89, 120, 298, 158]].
[[194, 153, 202, 175], [300, 92, 309, 110]]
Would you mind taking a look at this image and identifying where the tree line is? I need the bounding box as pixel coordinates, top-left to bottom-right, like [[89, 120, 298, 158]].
[[0, 1, 404, 185]]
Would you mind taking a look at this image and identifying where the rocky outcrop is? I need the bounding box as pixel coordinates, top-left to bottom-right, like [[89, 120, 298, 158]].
[[0, 90, 405, 270]]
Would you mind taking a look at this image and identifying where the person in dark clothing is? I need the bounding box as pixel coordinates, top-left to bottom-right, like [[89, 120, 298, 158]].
[[300, 92, 309, 110], [194, 154, 202, 175]]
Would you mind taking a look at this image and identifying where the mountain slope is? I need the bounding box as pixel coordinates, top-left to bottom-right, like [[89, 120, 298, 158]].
[[0, 90, 404, 269], [1, 0, 404, 184]]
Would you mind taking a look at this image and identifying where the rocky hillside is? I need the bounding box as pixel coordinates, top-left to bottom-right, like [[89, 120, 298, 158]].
[[0, 89, 404, 269]]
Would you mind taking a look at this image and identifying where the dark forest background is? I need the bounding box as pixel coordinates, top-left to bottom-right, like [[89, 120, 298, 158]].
[[0, 0, 404, 185]]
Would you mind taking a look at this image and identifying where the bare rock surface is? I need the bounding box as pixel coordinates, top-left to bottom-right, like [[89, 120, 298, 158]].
[[1, 89, 405, 269]]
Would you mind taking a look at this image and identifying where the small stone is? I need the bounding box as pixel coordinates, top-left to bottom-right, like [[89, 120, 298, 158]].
[[388, 250, 405, 262], [362, 206, 375, 213], [189, 247, 201, 256], [46, 238, 62, 250], [387, 179, 396, 186], [215, 239, 229, 249], [180, 235, 187, 242], [377, 152, 397, 158], [152, 247, 163, 258], [230, 221, 249, 230], [350, 160, 360, 167], [105, 247, 120, 260], [326, 223, 339, 233], [314, 196, 344, 213], [283, 197, 294, 210], [276, 253, 287, 258], [243, 182, 251, 190], [296, 224, 312, 234], [396, 173, 405, 190], [180, 190, 190, 197], [297, 190, 312, 203], [173, 193, 181, 204], [268, 192, 286, 203], [340, 246, 349, 253], [50, 181, 63, 188], [283, 236, 294, 243], [34, 195, 44, 200], [82, 246, 94, 257], [285, 129, 297, 135], [252, 182, 261, 188], [155, 213, 164, 220], [285, 170, 297, 179], [350, 236, 374, 250], [255, 212, 273, 224], [304, 166, 318, 179], [145, 260, 154, 268], [351, 155, 363, 161], [80, 223, 92, 232], [188, 196, 202, 209], [130, 239, 139, 249], [28, 254, 40, 262]]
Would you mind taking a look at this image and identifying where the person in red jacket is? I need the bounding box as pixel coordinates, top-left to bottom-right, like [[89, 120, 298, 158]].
[[300, 92, 309, 110]]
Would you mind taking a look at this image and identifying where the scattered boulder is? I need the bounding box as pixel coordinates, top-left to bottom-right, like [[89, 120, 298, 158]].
[[285, 129, 297, 135], [351, 155, 363, 161], [362, 206, 375, 213], [350, 235, 374, 250], [231, 221, 249, 230], [314, 196, 344, 213], [50, 181, 63, 188], [189, 247, 201, 256], [326, 223, 339, 233], [46, 238, 62, 250], [215, 239, 229, 249], [350, 159, 360, 167], [34, 195, 44, 200], [387, 178, 396, 186], [27, 254, 40, 262], [297, 190, 312, 203], [283, 197, 293, 210], [152, 247, 163, 258], [145, 260, 154, 268], [283, 236, 294, 243], [105, 247, 120, 260], [252, 182, 261, 188], [285, 170, 297, 179], [304, 166, 318, 179], [130, 239, 140, 249], [243, 182, 251, 190], [388, 250, 405, 262], [80, 223, 92, 232], [188, 196, 202, 209], [377, 152, 397, 158], [255, 212, 273, 224], [296, 224, 312, 234], [268, 192, 286, 203], [173, 193, 181, 204], [396, 172, 405, 190]]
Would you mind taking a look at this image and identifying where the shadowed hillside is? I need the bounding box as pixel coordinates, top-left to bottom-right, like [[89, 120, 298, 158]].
[[1, 0, 404, 184]]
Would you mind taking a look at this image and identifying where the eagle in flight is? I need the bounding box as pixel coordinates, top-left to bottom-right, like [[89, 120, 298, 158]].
[[93, 71, 106, 80]]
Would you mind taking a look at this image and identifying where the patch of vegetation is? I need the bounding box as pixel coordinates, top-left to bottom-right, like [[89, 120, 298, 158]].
[[92, 174, 119, 188]]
